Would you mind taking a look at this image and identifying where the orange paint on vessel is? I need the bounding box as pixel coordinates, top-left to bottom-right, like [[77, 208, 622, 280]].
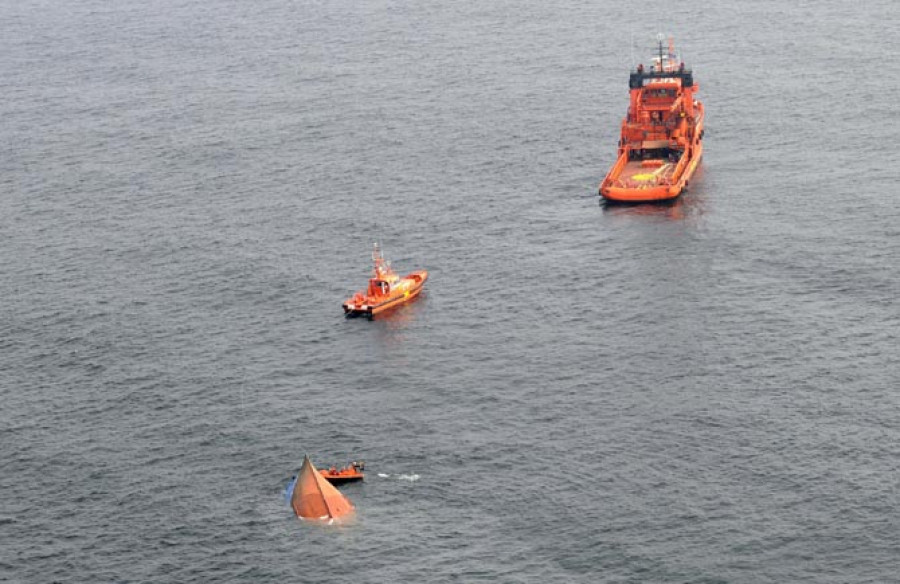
[[291, 455, 355, 523], [600, 35, 704, 203], [319, 461, 365, 485], [342, 244, 428, 319]]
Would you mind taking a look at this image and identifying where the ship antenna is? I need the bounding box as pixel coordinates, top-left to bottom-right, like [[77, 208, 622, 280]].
[[657, 33, 664, 70]]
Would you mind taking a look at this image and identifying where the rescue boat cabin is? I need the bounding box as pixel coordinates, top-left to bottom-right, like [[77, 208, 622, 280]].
[[367, 252, 399, 297], [368, 276, 394, 297], [620, 63, 697, 163]]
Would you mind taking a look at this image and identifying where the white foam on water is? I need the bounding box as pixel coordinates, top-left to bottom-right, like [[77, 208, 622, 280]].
[[375, 472, 419, 481]]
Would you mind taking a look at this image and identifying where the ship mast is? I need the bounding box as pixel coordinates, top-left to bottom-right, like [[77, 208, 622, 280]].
[[657, 33, 665, 71]]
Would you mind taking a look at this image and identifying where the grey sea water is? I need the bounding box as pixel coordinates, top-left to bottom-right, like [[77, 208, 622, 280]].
[[2, 0, 899, 582]]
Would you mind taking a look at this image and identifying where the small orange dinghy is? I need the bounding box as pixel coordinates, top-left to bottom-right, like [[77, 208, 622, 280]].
[[320, 461, 365, 485], [342, 244, 428, 319], [291, 455, 355, 523]]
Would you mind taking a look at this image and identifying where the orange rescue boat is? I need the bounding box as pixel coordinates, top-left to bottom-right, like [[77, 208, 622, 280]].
[[320, 461, 365, 485], [600, 35, 704, 203], [342, 244, 428, 319]]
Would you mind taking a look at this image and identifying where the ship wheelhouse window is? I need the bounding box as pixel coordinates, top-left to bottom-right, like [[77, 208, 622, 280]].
[[629, 147, 683, 161], [643, 88, 676, 99]]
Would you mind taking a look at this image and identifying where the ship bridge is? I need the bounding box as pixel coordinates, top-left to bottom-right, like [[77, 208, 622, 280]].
[[629, 69, 694, 89]]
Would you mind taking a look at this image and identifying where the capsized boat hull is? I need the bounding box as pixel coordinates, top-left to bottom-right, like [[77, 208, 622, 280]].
[[342, 270, 428, 319], [291, 455, 355, 523]]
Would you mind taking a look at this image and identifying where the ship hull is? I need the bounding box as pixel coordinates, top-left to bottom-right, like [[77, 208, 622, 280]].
[[602, 144, 703, 203], [342, 271, 428, 319], [319, 471, 364, 484], [599, 51, 704, 204]]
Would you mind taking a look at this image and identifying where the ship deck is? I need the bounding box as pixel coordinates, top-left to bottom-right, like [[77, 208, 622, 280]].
[[612, 159, 676, 188]]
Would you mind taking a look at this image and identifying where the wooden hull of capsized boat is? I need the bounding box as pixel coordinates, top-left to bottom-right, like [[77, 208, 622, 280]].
[[292, 455, 355, 522], [342, 271, 428, 319]]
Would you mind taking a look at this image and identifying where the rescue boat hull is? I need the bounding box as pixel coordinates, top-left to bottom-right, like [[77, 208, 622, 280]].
[[342, 271, 428, 319], [319, 470, 364, 485]]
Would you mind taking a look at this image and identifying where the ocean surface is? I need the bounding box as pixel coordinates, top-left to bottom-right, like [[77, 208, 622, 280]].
[[2, 1, 899, 582]]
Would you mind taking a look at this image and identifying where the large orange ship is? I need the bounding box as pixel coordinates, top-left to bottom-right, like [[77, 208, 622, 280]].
[[600, 36, 704, 203]]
